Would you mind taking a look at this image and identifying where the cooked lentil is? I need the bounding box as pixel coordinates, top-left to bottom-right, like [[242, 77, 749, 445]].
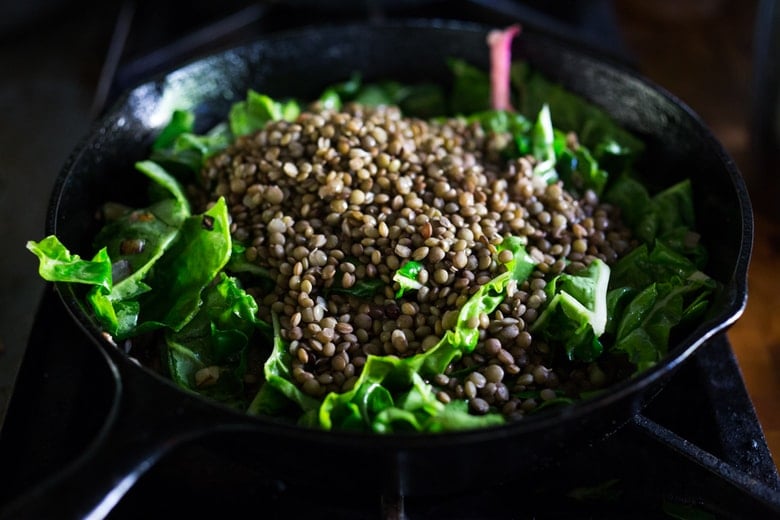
[[197, 102, 636, 418]]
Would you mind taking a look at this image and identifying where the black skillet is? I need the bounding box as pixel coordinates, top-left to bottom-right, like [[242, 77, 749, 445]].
[[2, 19, 752, 519]]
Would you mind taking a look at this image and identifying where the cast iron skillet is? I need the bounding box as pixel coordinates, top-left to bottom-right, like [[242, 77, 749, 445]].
[[4, 19, 752, 519]]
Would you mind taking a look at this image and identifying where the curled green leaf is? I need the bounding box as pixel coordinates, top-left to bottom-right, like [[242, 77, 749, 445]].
[[26, 236, 112, 292], [393, 260, 424, 298]]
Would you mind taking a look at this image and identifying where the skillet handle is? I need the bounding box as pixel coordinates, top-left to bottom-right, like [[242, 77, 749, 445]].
[[0, 360, 233, 520]]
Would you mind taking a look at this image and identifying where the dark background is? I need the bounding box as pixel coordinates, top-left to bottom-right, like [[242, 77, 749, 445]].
[[0, 0, 776, 460]]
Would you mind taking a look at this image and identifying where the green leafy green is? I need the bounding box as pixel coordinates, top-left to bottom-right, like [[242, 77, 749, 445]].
[[26, 236, 113, 291], [27, 163, 195, 338], [511, 61, 644, 158], [531, 104, 559, 183], [134, 160, 191, 214], [319, 354, 504, 433], [166, 274, 270, 408], [531, 237, 715, 372], [151, 125, 232, 173], [610, 241, 703, 290], [466, 109, 532, 156], [603, 175, 651, 239], [87, 288, 142, 340], [605, 176, 706, 263], [612, 283, 685, 370], [317, 71, 363, 111], [393, 260, 424, 298], [353, 82, 405, 107], [131, 197, 232, 336], [441, 60, 627, 202], [593, 138, 636, 179], [149, 110, 232, 173], [467, 109, 531, 134], [88, 198, 186, 334], [557, 142, 609, 197], [532, 259, 611, 362], [448, 58, 492, 115], [393, 83, 448, 119], [152, 109, 195, 150], [607, 242, 716, 370], [229, 89, 300, 137], [448, 57, 630, 192], [62, 196, 230, 340], [328, 278, 386, 299], [318, 72, 447, 118]]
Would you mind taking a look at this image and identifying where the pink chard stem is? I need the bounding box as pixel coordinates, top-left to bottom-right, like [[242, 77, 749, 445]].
[[487, 24, 522, 111]]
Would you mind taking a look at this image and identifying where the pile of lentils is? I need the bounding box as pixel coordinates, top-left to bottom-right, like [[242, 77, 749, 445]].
[[197, 101, 637, 420]]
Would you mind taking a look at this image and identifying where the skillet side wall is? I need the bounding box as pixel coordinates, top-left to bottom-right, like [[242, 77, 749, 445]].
[[47, 23, 749, 497]]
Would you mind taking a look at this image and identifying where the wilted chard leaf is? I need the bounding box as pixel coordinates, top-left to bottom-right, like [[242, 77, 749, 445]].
[[531, 259, 611, 363], [26, 236, 113, 291], [130, 197, 232, 336], [166, 273, 270, 409], [607, 242, 716, 370]]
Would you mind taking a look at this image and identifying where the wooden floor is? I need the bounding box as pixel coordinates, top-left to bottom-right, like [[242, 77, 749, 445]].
[[615, 0, 780, 470]]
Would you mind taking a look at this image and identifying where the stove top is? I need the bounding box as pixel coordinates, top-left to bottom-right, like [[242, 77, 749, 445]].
[[2, 1, 779, 518]]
